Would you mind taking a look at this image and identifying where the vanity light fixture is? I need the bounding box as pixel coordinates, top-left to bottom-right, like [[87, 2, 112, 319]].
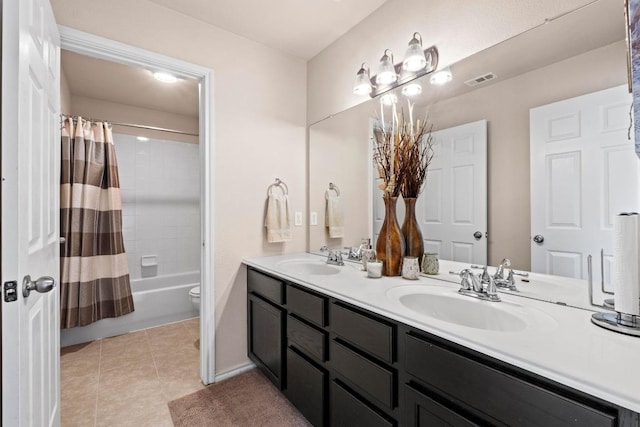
[[401, 82, 422, 97], [376, 49, 398, 85], [136, 136, 149, 141], [352, 33, 438, 99], [153, 71, 178, 83], [353, 63, 373, 95], [430, 67, 453, 85], [403, 32, 428, 72]]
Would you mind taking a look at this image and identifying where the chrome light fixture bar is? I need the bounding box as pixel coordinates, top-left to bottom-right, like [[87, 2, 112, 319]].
[[352, 32, 439, 99]]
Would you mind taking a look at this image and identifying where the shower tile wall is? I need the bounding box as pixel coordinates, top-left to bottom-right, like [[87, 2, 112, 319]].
[[114, 134, 200, 280]]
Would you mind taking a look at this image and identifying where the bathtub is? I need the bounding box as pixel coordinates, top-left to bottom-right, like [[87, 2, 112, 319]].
[[60, 271, 200, 347]]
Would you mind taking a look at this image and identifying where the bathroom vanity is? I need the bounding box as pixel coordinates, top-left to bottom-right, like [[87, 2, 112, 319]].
[[244, 253, 640, 427]]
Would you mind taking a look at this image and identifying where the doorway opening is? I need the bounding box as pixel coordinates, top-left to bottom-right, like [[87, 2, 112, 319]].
[[59, 26, 215, 384]]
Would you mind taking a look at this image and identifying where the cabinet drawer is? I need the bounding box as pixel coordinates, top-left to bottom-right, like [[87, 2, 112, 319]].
[[405, 333, 617, 427], [286, 348, 326, 427], [331, 302, 395, 363], [404, 384, 478, 427], [247, 294, 285, 389], [287, 285, 326, 327], [330, 380, 395, 427], [287, 315, 327, 362], [330, 339, 395, 409], [248, 268, 284, 305]]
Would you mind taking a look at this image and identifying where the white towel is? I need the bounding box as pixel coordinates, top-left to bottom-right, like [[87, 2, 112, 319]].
[[325, 191, 344, 238], [265, 194, 292, 243]]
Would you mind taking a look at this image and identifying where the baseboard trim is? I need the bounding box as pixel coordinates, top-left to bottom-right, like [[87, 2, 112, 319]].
[[214, 362, 256, 383]]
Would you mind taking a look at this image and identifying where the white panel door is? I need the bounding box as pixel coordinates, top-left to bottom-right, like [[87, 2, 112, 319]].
[[1, 0, 61, 425], [419, 120, 487, 264], [530, 85, 640, 292]]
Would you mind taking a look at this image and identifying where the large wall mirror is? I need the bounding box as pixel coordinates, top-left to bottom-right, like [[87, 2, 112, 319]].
[[309, 0, 640, 292]]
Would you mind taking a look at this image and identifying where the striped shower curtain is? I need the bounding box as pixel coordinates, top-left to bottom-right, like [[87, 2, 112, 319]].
[[60, 116, 134, 329]]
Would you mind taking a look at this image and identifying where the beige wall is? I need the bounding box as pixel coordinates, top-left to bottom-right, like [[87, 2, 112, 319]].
[[309, 108, 371, 249], [69, 95, 200, 144], [51, 0, 307, 374], [307, 0, 594, 125], [60, 69, 71, 115]]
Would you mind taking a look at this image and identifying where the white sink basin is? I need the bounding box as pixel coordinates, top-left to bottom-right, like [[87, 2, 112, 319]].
[[387, 285, 556, 332], [275, 259, 354, 276]]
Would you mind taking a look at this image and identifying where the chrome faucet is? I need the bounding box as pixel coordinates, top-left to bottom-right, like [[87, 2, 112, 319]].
[[326, 249, 344, 266], [454, 269, 500, 302]]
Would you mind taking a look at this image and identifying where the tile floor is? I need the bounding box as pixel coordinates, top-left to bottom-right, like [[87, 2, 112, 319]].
[[61, 318, 203, 426]]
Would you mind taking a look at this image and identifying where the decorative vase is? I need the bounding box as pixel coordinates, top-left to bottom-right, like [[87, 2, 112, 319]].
[[402, 256, 420, 280], [422, 252, 439, 275], [401, 197, 424, 267], [376, 196, 405, 276]]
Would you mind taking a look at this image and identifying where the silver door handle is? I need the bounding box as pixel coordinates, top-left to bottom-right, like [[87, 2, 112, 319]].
[[59, 237, 66, 244], [533, 235, 544, 244], [473, 231, 482, 240], [22, 275, 56, 298]]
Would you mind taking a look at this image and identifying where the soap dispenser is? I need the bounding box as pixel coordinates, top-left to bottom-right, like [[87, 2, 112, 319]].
[[360, 238, 376, 271]]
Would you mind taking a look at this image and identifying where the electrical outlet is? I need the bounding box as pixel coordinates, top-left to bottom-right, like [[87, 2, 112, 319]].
[[294, 211, 303, 226], [310, 212, 318, 226]]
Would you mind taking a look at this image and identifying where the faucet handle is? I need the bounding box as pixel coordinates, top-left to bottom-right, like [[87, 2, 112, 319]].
[[485, 276, 500, 300], [480, 265, 491, 284], [458, 269, 473, 290]]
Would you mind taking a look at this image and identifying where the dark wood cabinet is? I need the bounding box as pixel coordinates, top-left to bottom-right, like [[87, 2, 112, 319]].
[[286, 347, 327, 427], [330, 380, 396, 427], [404, 384, 478, 427], [247, 293, 285, 389], [246, 265, 639, 427]]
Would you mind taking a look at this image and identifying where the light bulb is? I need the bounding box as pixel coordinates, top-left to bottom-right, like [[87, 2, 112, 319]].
[[402, 33, 427, 72], [353, 64, 372, 95], [430, 68, 453, 85], [154, 72, 177, 83], [401, 83, 422, 97], [376, 49, 397, 85]]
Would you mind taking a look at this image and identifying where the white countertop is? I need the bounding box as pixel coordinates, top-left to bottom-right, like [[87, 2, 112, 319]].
[[243, 252, 640, 413]]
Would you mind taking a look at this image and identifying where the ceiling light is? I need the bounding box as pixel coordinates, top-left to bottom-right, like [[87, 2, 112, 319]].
[[380, 93, 398, 106], [136, 136, 149, 141], [353, 63, 373, 95], [430, 67, 453, 85], [375, 49, 398, 85], [153, 72, 177, 83], [401, 83, 422, 97], [403, 32, 428, 72]]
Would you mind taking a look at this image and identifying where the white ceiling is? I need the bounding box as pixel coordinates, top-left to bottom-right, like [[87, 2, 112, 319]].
[[61, 50, 200, 117], [146, 0, 389, 60]]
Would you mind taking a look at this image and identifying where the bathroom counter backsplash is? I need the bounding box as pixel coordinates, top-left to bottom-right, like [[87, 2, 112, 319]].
[[243, 252, 640, 414]]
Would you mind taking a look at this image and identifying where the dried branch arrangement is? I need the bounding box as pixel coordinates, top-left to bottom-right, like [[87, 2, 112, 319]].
[[372, 103, 434, 198]]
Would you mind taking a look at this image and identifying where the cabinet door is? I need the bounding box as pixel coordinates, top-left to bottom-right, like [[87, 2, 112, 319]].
[[248, 294, 285, 389], [404, 384, 478, 427], [286, 348, 327, 427]]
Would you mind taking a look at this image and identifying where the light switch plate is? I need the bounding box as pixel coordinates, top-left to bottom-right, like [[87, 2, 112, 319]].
[[310, 212, 318, 226], [294, 211, 303, 226]]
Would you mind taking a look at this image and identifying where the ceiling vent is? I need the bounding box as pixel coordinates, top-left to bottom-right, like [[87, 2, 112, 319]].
[[464, 72, 496, 87]]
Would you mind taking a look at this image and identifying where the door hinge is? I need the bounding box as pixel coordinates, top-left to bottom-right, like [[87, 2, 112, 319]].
[[4, 280, 18, 302]]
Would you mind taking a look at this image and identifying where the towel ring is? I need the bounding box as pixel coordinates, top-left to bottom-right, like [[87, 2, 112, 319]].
[[328, 182, 340, 196], [267, 178, 289, 196]]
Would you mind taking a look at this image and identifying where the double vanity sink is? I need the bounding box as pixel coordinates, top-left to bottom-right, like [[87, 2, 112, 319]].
[[244, 253, 640, 426]]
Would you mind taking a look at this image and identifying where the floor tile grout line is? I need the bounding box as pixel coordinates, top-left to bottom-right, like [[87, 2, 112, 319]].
[[146, 329, 168, 402]]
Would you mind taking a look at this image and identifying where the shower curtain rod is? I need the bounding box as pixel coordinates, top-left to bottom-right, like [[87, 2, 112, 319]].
[[61, 114, 199, 137]]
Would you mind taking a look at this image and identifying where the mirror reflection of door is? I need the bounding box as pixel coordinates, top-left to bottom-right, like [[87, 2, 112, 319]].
[[530, 85, 640, 286], [372, 120, 487, 264]]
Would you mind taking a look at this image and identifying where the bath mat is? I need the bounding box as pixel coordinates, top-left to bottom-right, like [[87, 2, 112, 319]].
[[167, 368, 311, 426]]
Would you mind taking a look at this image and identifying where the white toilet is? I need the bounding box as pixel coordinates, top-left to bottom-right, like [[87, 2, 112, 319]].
[[189, 286, 201, 312]]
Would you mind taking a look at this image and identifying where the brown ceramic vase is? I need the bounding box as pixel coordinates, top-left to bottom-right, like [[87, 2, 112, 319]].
[[401, 197, 424, 267], [376, 196, 405, 276]]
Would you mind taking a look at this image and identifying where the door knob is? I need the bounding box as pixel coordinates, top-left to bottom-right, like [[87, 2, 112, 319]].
[[533, 235, 545, 244], [22, 275, 56, 298], [473, 231, 483, 240]]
